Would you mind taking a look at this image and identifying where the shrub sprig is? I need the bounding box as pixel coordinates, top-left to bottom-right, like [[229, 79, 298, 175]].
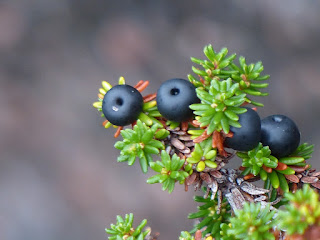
[[105, 213, 149, 240], [188, 190, 231, 238], [147, 150, 191, 193], [277, 185, 320, 236], [114, 120, 165, 173], [94, 44, 320, 240], [190, 78, 247, 134], [227, 203, 276, 240]]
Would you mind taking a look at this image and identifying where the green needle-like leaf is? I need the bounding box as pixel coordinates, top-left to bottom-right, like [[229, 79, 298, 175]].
[[147, 151, 190, 193], [228, 203, 276, 240], [191, 79, 246, 134], [105, 214, 150, 240], [238, 143, 278, 177], [114, 120, 164, 173], [189, 189, 231, 238], [277, 185, 320, 236]]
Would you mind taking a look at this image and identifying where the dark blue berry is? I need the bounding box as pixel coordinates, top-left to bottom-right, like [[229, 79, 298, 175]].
[[224, 107, 261, 151], [102, 84, 143, 126], [261, 115, 300, 158], [156, 78, 199, 122]]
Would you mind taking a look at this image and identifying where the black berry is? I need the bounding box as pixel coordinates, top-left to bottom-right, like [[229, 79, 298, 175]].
[[224, 107, 261, 151], [156, 78, 199, 122], [102, 84, 143, 126], [261, 115, 300, 158]]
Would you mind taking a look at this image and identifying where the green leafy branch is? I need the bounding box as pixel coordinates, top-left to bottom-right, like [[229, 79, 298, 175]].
[[189, 45, 237, 87], [188, 190, 231, 238], [238, 143, 314, 193], [277, 185, 320, 236], [230, 57, 269, 106], [189, 44, 269, 107], [147, 150, 191, 193], [179, 231, 195, 240], [186, 139, 217, 172], [290, 142, 314, 160], [190, 79, 247, 134], [238, 143, 278, 177], [227, 203, 276, 240], [105, 213, 150, 240], [115, 120, 165, 173]]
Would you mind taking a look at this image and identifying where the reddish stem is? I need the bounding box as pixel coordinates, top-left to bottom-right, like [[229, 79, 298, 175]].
[[244, 173, 255, 180], [134, 80, 144, 89], [102, 119, 109, 127], [114, 126, 123, 138], [195, 230, 202, 240], [136, 81, 149, 92], [143, 93, 157, 102], [239, 166, 246, 171], [191, 120, 201, 128], [193, 130, 211, 143], [212, 131, 228, 157], [181, 121, 190, 132]]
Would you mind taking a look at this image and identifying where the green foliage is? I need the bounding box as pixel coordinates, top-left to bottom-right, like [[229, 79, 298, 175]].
[[147, 150, 190, 193], [190, 78, 247, 134], [289, 142, 314, 160], [188, 190, 231, 239], [274, 143, 314, 171], [227, 203, 276, 240], [238, 143, 299, 191], [189, 45, 237, 87], [114, 120, 165, 173], [238, 143, 278, 176], [96, 44, 320, 240], [165, 120, 181, 130], [139, 101, 164, 127], [220, 223, 236, 240], [179, 231, 195, 240], [105, 213, 150, 240], [277, 185, 320, 236], [186, 139, 217, 172], [230, 57, 269, 106], [189, 44, 269, 107]]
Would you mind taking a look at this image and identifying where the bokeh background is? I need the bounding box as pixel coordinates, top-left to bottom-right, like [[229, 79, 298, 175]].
[[1, 1, 320, 239]]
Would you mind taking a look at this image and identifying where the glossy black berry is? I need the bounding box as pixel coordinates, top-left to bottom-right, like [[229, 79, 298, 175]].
[[224, 107, 261, 151], [261, 115, 300, 158], [156, 78, 199, 122], [102, 84, 143, 126]]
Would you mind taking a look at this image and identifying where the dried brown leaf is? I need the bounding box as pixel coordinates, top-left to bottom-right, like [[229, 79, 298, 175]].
[[311, 181, 320, 190], [285, 174, 300, 183], [310, 171, 320, 177], [170, 137, 185, 150], [301, 176, 318, 183], [210, 170, 222, 179]]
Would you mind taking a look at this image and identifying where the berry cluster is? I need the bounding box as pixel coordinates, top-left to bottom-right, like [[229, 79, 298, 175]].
[[94, 76, 302, 163], [93, 45, 319, 240]]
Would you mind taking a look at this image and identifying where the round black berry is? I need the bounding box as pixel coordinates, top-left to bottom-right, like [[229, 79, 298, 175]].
[[102, 84, 143, 126], [261, 115, 300, 158], [224, 107, 261, 151], [156, 78, 199, 122]]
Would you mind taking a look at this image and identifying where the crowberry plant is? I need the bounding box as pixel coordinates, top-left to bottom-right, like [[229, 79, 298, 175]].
[[93, 44, 320, 240]]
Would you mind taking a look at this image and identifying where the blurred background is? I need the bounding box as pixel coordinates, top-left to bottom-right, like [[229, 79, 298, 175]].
[[1, 1, 320, 239]]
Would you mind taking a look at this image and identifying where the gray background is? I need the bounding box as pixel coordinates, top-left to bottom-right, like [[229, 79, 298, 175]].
[[1, 1, 320, 239]]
